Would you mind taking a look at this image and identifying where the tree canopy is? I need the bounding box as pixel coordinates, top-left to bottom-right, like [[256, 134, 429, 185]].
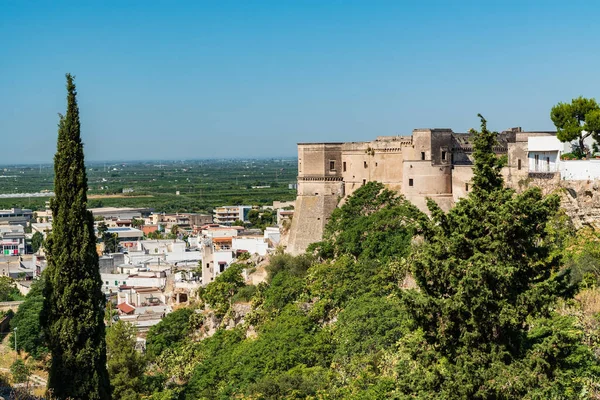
[[106, 321, 146, 400], [31, 231, 43, 253], [551, 96, 600, 155], [396, 115, 597, 398], [309, 181, 426, 262]]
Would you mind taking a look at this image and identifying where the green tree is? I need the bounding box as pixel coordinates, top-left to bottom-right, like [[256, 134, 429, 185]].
[[103, 232, 119, 254], [131, 218, 143, 228], [98, 221, 109, 236], [248, 209, 260, 226], [551, 96, 600, 156], [396, 115, 596, 398], [309, 181, 425, 261], [0, 276, 23, 301], [97, 222, 119, 253], [41, 74, 111, 400], [10, 359, 31, 384], [200, 263, 246, 317], [106, 321, 146, 400], [10, 279, 47, 359], [147, 230, 163, 240], [31, 231, 44, 253], [146, 308, 193, 360]]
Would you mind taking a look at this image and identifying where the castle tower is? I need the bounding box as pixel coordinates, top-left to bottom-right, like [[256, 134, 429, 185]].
[[286, 143, 344, 255]]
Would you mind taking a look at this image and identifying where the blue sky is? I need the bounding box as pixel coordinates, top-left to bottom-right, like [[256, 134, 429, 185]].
[[1, 0, 600, 163]]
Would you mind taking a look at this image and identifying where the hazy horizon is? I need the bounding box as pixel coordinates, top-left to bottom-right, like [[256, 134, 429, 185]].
[[3, 1, 600, 164]]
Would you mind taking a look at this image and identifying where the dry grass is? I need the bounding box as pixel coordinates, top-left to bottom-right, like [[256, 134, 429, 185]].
[[0, 333, 17, 369], [576, 288, 600, 316]]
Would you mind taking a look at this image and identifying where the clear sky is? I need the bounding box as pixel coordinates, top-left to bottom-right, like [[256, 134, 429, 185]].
[[2, 0, 600, 163]]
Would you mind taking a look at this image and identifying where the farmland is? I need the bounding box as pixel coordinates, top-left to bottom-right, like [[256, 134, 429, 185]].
[[0, 158, 298, 213]]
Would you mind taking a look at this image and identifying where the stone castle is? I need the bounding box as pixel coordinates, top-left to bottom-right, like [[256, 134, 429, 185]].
[[286, 127, 564, 255]]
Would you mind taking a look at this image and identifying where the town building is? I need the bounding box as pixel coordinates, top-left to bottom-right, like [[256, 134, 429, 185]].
[[0, 225, 26, 255], [132, 239, 202, 266], [89, 207, 153, 220], [200, 236, 234, 285], [0, 208, 33, 226], [0, 255, 35, 279], [101, 227, 144, 242], [213, 205, 252, 225], [31, 222, 53, 238], [151, 212, 213, 231]]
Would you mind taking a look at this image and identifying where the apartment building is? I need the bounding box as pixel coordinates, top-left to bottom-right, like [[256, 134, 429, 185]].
[[213, 205, 251, 225]]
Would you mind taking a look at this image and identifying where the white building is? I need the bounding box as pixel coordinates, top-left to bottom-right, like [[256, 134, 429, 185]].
[[101, 271, 166, 294], [89, 207, 152, 220], [135, 240, 202, 265], [0, 225, 25, 255], [232, 237, 268, 256], [31, 222, 53, 238], [264, 227, 281, 246], [200, 237, 234, 285], [527, 136, 600, 181], [213, 206, 252, 225], [527, 136, 565, 173], [0, 208, 33, 226]]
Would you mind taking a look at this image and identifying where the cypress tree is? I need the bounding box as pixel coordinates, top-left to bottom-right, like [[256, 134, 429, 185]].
[[42, 74, 111, 400]]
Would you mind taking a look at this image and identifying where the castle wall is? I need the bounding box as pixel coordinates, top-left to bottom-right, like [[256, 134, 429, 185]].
[[286, 179, 344, 255], [403, 160, 453, 211], [341, 143, 406, 197], [287, 128, 567, 255], [452, 165, 474, 202]]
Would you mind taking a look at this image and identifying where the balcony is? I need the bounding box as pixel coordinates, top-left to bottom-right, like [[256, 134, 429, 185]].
[[528, 171, 557, 179]]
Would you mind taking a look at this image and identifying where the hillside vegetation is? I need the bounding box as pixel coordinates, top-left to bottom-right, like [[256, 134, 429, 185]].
[[139, 117, 600, 399], [8, 116, 600, 399]]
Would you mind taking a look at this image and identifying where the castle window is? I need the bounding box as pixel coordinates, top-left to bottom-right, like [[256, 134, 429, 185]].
[[343, 161, 346, 172], [517, 159, 521, 170], [465, 183, 469, 192], [409, 178, 414, 187], [421, 152, 425, 160], [329, 160, 335, 171], [442, 151, 446, 161], [364, 161, 367, 168], [362, 179, 366, 186]]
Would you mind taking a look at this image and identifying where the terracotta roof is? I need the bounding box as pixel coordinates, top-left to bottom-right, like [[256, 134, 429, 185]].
[[212, 237, 233, 242], [117, 302, 135, 314]]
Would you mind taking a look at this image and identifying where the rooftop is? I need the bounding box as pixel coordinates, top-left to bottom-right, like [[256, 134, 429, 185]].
[[117, 302, 136, 314]]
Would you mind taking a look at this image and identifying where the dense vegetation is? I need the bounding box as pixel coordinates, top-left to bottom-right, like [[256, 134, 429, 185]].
[[10, 279, 47, 359], [134, 116, 600, 399], [0, 276, 25, 302], [6, 115, 600, 399]]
